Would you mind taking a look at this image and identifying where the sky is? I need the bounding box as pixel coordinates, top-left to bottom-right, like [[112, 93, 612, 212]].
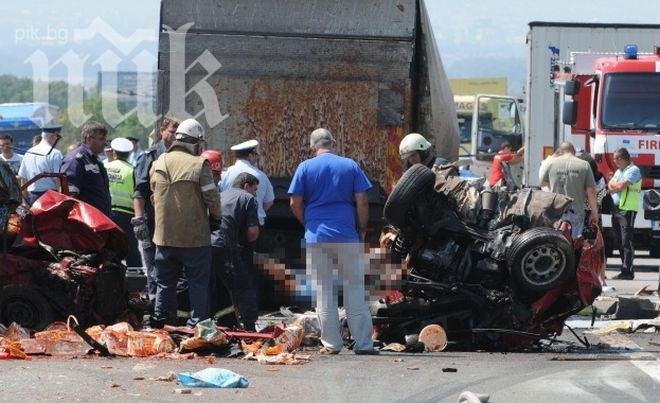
[[1, 0, 659, 95]]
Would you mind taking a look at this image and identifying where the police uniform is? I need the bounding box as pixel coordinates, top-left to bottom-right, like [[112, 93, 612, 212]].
[[17, 126, 63, 205], [61, 143, 111, 217], [132, 139, 167, 301], [220, 140, 274, 227], [150, 143, 221, 327], [211, 187, 260, 329], [106, 138, 141, 267]]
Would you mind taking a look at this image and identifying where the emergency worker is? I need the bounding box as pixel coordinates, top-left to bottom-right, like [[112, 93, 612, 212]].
[[106, 137, 141, 267], [608, 147, 641, 280], [398, 132, 448, 170], [61, 121, 111, 216], [149, 118, 221, 328], [132, 116, 179, 303], [212, 172, 260, 330]]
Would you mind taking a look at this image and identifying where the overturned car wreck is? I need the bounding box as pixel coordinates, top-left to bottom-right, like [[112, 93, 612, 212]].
[[1, 164, 129, 331], [374, 163, 605, 350]]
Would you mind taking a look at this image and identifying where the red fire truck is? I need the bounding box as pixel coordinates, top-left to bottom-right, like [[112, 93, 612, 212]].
[[562, 44, 660, 256]]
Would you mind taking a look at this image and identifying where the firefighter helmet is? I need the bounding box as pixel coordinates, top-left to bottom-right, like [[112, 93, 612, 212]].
[[175, 119, 205, 141], [201, 149, 223, 173], [399, 133, 432, 160]]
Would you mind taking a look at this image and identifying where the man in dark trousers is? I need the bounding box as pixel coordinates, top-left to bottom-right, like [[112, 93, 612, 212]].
[[211, 172, 260, 330], [132, 116, 179, 303], [608, 147, 642, 280], [149, 118, 221, 328]]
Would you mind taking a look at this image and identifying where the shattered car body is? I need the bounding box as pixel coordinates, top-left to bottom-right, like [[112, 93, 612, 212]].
[[1, 171, 129, 331], [375, 163, 605, 349]]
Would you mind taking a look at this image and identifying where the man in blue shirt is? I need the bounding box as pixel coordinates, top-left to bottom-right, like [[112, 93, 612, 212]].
[[61, 121, 111, 217], [288, 128, 376, 355], [608, 147, 642, 280]]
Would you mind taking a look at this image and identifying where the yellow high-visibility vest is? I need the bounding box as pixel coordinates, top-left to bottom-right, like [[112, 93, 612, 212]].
[[106, 159, 135, 215]]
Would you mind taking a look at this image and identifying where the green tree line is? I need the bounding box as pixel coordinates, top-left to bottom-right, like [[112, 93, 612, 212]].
[[0, 74, 153, 151]]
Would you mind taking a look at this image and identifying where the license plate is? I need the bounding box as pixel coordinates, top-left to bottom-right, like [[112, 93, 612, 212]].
[[653, 220, 660, 231]]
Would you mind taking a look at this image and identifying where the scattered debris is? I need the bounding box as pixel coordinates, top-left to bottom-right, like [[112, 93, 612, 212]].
[[458, 391, 490, 403], [634, 285, 654, 296], [174, 388, 192, 394], [381, 343, 406, 352], [406, 366, 420, 370], [442, 367, 458, 373], [419, 324, 448, 352], [393, 358, 404, 363], [150, 372, 177, 382], [615, 297, 659, 320], [178, 368, 249, 388]]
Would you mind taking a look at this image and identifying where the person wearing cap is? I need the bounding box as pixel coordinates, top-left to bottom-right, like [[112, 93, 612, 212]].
[[127, 136, 145, 167], [61, 121, 111, 217], [132, 116, 180, 304], [106, 137, 141, 267], [17, 123, 64, 205], [288, 128, 376, 355], [220, 139, 274, 227], [149, 118, 221, 328], [398, 132, 448, 171]]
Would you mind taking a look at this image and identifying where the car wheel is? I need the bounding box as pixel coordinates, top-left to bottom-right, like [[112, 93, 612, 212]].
[[507, 228, 575, 294], [383, 163, 436, 228], [0, 284, 55, 330]]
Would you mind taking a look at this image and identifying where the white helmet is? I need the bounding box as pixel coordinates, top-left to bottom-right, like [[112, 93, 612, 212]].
[[399, 133, 432, 159], [175, 118, 205, 141]]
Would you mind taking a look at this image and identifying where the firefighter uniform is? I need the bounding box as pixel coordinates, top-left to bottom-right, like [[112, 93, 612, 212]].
[[149, 119, 221, 327]]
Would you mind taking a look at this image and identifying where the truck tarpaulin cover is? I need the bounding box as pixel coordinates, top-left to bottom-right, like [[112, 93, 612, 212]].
[[14, 190, 127, 257]]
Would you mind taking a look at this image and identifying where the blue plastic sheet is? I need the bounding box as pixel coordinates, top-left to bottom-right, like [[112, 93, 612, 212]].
[[177, 367, 249, 388]]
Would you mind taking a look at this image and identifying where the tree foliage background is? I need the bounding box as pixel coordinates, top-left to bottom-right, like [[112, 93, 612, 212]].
[[0, 74, 153, 151]]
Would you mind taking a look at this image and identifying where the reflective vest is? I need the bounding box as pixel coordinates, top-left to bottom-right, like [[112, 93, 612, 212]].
[[106, 159, 135, 215], [614, 164, 641, 212]]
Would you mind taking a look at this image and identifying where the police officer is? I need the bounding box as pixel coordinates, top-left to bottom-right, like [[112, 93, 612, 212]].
[[61, 121, 111, 216], [17, 124, 63, 205], [132, 116, 179, 303], [106, 137, 141, 267], [220, 140, 274, 227], [212, 172, 260, 330], [150, 118, 221, 328], [608, 147, 642, 280]]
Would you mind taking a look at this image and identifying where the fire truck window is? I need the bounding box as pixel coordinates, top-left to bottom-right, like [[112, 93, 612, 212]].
[[601, 73, 660, 130]]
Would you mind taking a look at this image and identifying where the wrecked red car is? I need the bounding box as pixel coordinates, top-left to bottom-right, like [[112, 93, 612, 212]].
[[1, 166, 128, 330], [374, 163, 605, 349]]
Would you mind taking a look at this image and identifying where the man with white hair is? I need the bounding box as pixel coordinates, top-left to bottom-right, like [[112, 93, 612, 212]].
[[17, 124, 63, 205], [288, 128, 377, 355]]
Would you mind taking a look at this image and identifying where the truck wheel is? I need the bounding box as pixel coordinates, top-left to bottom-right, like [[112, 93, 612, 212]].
[[383, 164, 436, 228], [0, 284, 54, 331], [507, 228, 575, 294]]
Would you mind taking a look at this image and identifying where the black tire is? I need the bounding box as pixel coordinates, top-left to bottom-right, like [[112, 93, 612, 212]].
[[507, 228, 575, 294], [0, 284, 55, 330], [383, 164, 436, 228]]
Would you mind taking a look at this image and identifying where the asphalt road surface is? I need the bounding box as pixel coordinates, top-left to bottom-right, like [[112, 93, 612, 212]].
[[1, 256, 658, 402]]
